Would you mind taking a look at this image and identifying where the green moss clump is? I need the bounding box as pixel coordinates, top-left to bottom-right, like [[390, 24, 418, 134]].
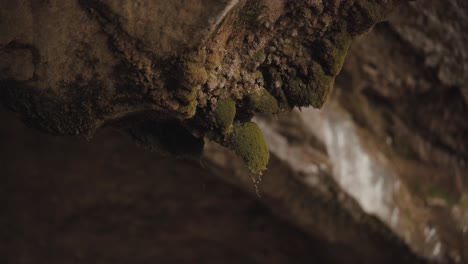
[[285, 63, 333, 108], [248, 89, 280, 114], [176, 87, 200, 117], [213, 98, 236, 134], [178, 99, 198, 117], [227, 122, 269, 174], [286, 77, 308, 106], [317, 33, 351, 75], [309, 62, 334, 108]]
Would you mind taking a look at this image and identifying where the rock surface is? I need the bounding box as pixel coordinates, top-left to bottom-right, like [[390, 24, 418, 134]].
[[0, 0, 402, 172], [331, 1, 468, 261], [1, 0, 467, 263]]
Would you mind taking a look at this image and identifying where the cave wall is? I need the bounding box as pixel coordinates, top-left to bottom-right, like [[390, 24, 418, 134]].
[[1, 0, 467, 263]]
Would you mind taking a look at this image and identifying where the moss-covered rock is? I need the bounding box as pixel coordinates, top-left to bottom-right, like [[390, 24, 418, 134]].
[[206, 50, 224, 70], [286, 77, 308, 106], [315, 32, 351, 76], [213, 98, 236, 133], [0, 0, 403, 175], [178, 99, 198, 117], [253, 49, 267, 64], [227, 122, 269, 174], [248, 89, 280, 114], [308, 62, 334, 108], [185, 62, 208, 85], [348, 0, 390, 34], [285, 62, 334, 108]]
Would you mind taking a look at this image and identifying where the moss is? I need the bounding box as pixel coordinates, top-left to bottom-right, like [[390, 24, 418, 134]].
[[348, 0, 389, 34], [227, 122, 269, 174], [265, 68, 290, 109], [176, 87, 200, 117], [309, 29, 351, 76], [206, 50, 224, 70], [178, 99, 198, 117], [239, 1, 266, 30], [253, 49, 266, 64], [213, 98, 236, 133], [317, 33, 351, 75], [177, 87, 198, 104], [286, 77, 308, 106], [359, 0, 388, 20], [0, 78, 111, 139], [248, 89, 280, 114], [284, 63, 333, 108], [185, 62, 208, 85], [309, 62, 334, 108]]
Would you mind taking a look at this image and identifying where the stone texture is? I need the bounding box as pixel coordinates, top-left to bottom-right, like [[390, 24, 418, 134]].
[[1, 0, 467, 263], [0, 0, 402, 162]]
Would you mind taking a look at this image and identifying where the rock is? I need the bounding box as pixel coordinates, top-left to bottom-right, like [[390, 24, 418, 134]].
[[0, 0, 402, 172], [1, 0, 467, 263]]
